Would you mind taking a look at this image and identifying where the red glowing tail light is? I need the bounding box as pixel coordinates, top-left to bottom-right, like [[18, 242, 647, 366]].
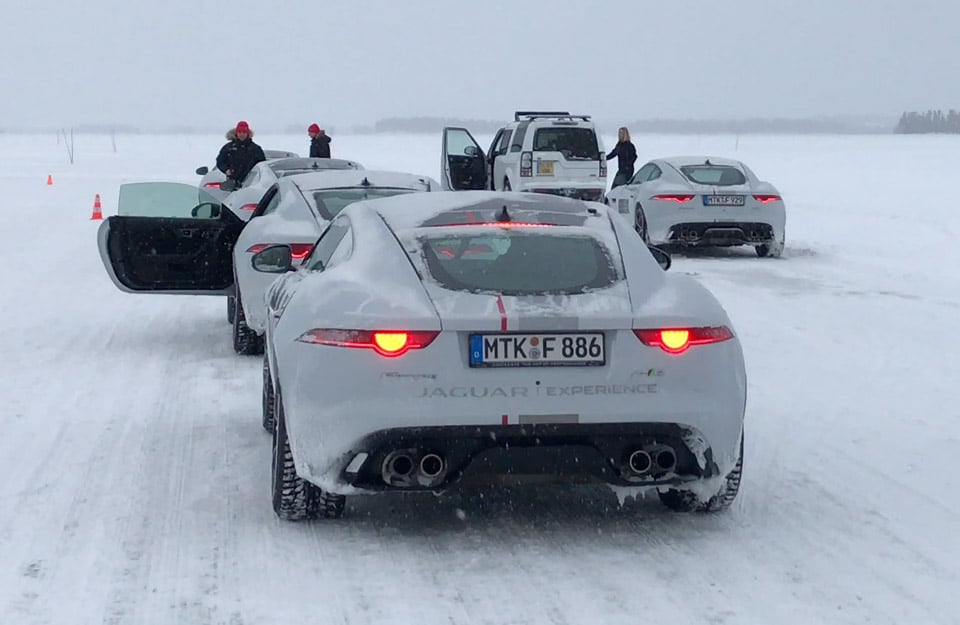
[[203, 182, 222, 189], [633, 326, 733, 354], [652, 194, 694, 203], [753, 194, 781, 204], [241, 203, 258, 211], [296, 329, 439, 357]]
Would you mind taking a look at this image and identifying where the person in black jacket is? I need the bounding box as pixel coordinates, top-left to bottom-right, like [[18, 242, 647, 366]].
[[216, 120, 266, 185], [606, 127, 637, 189], [308, 123, 332, 158]]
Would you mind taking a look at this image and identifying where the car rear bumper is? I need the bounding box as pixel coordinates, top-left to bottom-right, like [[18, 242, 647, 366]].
[[663, 221, 779, 246]]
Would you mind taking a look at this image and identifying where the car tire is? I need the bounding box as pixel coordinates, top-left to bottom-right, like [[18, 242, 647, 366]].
[[635, 204, 650, 243], [271, 389, 345, 521], [227, 296, 236, 324], [233, 291, 264, 356], [261, 353, 276, 433], [657, 433, 743, 513]]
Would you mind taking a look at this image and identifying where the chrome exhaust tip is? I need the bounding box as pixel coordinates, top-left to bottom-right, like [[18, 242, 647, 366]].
[[382, 450, 416, 486], [419, 453, 445, 478], [627, 449, 653, 474], [654, 448, 677, 473]]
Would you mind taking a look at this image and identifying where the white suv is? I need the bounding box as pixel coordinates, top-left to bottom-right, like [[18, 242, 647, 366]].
[[441, 111, 607, 201]]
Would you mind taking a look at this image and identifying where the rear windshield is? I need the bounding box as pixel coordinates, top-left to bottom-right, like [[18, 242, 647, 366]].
[[532, 127, 599, 160], [418, 231, 617, 295], [310, 188, 414, 220], [679, 165, 746, 186]]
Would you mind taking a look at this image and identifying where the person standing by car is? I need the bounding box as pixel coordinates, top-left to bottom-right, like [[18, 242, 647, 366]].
[[308, 124, 332, 158], [606, 126, 637, 189], [216, 121, 266, 186]]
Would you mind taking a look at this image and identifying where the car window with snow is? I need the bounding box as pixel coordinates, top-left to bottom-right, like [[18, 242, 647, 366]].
[[417, 230, 618, 296], [532, 127, 600, 159], [117, 182, 221, 218], [680, 165, 747, 186], [309, 188, 415, 220]]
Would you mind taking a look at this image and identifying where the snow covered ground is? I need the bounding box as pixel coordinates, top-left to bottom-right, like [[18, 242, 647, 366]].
[[1, 131, 958, 624]]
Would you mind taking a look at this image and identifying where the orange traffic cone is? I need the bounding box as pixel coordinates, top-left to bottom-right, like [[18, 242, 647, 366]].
[[46, 174, 53, 186], [91, 194, 103, 220]]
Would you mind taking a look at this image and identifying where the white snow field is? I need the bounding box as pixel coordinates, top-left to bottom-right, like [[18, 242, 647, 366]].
[[1, 131, 958, 625]]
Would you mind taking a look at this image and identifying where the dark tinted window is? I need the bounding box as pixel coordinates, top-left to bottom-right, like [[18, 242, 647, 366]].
[[510, 122, 530, 152], [310, 188, 415, 220], [532, 127, 599, 159], [305, 219, 350, 271], [680, 165, 746, 186], [418, 231, 617, 295]]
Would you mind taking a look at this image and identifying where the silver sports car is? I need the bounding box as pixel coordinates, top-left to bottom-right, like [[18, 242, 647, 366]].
[[604, 156, 786, 257], [252, 191, 747, 520]]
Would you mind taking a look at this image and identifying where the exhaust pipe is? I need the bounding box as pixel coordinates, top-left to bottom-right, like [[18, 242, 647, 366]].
[[382, 450, 416, 486], [419, 453, 445, 478], [627, 449, 652, 474], [653, 447, 677, 473]]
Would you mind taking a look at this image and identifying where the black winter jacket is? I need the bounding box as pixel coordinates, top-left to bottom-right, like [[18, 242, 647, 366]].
[[216, 133, 266, 182], [606, 140, 637, 174], [310, 134, 332, 158]]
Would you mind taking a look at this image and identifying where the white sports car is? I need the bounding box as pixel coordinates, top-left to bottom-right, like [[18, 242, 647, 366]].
[[96, 172, 438, 357], [604, 156, 786, 257], [222, 157, 364, 221], [251, 191, 747, 520]]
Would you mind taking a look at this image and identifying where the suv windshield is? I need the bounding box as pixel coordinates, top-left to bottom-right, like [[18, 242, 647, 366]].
[[309, 188, 415, 220], [532, 127, 599, 160], [680, 165, 747, 186], [418, 230, 617, 295]]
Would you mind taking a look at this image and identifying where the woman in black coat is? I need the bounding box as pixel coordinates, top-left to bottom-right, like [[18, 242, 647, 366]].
[[606, 126, 637, 189]]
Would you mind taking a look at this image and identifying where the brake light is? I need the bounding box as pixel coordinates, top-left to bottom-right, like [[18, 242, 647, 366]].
[[520, 151, 533, 177], [633, 326, 733, 354], [652, 194, 694, 203], [296, 329, 439, 357], [203, 182, 221, 189], [753, 194, 781, 204], [241, 203, 258, 211], [600, 159, 607, 177], [246, 243, 313, 260]]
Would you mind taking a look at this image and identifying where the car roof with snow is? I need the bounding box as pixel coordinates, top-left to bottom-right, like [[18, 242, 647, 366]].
[[267, 157, 361, 173], [352, 190, 612, 234], [658, 155, 745, 168], [287, 170, 439, 192]]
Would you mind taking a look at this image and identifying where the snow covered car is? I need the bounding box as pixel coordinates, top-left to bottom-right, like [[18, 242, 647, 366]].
[[195, 148, 300, 203], [604, 156, 786, 257], [230, 170, 440, 356], [221, 157, 364, 222], [252, 191, 746, 520]]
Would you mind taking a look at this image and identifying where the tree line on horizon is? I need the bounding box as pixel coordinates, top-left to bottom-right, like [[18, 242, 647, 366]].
[[894, 110, 960, 134]]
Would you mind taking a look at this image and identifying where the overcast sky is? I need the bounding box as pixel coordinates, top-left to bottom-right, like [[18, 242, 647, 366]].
[[3, 0, 958, 128]]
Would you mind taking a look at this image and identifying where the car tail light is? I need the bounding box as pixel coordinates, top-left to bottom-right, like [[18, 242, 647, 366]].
[[633, 326, 733, 354], [296, 329, 439, 357], [652, 194, 694, 203], [600, 159, 607, 177], [753, 194, 781, 204], [241, 203, 258, 211], [203, 182, 221, 189], [520, 151, 533, 177], [246, 243, 313, 260]]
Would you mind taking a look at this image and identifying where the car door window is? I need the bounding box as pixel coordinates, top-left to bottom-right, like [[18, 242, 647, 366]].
[[445, 128, 480, 157], [304, 217, 350, 271], [496, 129, 512, 156], [630, 163, 656, 185], [646, 165, 662, 182], [325, 227, 354, 268], [241, 168, 260, 187], [261, 189, 281, 215], [487, 130, 504, 160]]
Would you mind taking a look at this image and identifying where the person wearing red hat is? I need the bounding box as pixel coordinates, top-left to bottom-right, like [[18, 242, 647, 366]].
[[308, 123, 332, 158], [216, 120, 266, 188]]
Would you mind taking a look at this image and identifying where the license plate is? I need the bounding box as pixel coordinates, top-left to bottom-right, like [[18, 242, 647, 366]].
[[538, 161, 554, 175], [469, 332, 605, 367], [703, 194, 745, 206]]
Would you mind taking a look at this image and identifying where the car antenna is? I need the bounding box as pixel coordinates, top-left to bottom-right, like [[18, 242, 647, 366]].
[[705, 158, 712, 165], [311, 161, 320, 169], [361, 177, 372, 187], [497, 206, 511, 222]]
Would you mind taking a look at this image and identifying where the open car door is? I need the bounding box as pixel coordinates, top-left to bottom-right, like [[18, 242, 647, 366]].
[[441, 127, 488, 191], [96, 182, 244, 295]]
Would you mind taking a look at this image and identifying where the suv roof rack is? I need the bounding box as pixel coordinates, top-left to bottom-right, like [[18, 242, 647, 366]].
[[514, 111, 591, 122]]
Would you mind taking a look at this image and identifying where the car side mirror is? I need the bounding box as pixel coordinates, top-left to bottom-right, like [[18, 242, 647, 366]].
[[252, 245, 294, 274], [191, 203, 221, 219], [219, 178, 238, 192], [464, 145, 480, 157], [648, 245, 671, 271], [196, 166, 209, 175]]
